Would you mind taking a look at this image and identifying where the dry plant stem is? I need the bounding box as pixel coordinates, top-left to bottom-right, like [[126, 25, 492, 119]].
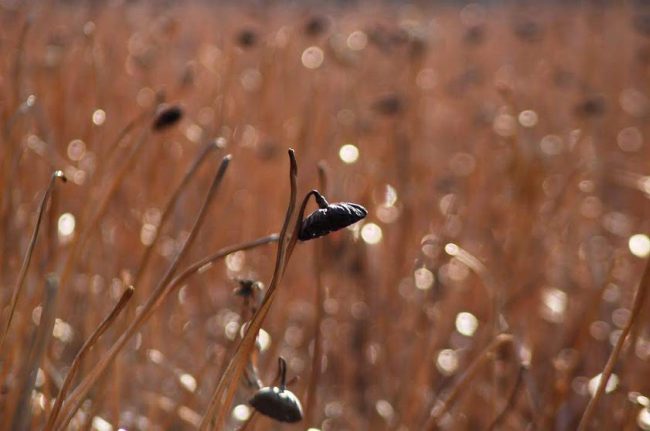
[[0, 171, 66, 356], [132, 141, 220, 287], [199, 150, 299, 431], [101, 108, 152, 167], [54, 155, 232, 430], [10, 275, 58, 431], [44, 286, 134, 431], [305, 163, 328, 425], [58, 128, 151, 296], [53, 233, 278, 428], [577, 256, 650, 431], [487, 364, 526, 431], [425, 334, 513, 431]]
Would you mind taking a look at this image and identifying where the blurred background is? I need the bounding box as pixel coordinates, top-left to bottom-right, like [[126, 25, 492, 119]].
[[2, 1, 650, 430]]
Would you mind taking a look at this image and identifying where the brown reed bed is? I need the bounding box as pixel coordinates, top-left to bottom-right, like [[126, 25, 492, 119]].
[[2, 1, 650, 430]]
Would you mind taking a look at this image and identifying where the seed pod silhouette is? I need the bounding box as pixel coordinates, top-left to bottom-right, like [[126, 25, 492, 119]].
[[236, 29, 257, 48], [152, 105, 183, 131], [298, 192, 367, 241], [233, 279, 263, 298], [249, 357, 303, 423]]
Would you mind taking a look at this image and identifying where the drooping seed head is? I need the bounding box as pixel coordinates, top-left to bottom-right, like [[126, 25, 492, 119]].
[[299, 197, 368, 241], [249, 386, 304, 423], [152, 105, 183, 131], [234, 279, 263, 298], [304, 15, 329, 37], [249, 357, 303, 423], [236, 29, 257, 48]]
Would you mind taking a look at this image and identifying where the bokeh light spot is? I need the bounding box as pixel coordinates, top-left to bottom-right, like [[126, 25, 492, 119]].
[[339, 144, 359, 164], [361, 223, 382, 245], [455, 312, 478, 336], [629, 234, 650, 258], [301, 46, 324, 69]]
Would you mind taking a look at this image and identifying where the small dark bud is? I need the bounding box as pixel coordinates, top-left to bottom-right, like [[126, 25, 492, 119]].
[[234, 279, 263, 297], [299, 193, 368, 241], [575, 94, 607, 118], [152, 105, 183, 131], [249, 357, 303, 423], [304, 15, 329, 37], [236, 29, 257, 48], [372, 94, 404, 116]]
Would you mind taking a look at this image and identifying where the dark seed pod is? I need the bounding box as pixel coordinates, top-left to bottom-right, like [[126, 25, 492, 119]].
[[234, 279, 263, 298], [152, 105, 183, 131], [236, 29, 257, 48], [298, 192, 367, 241], [372, 94, 404, 116], [249, 358, 303, 423], [304, 15, 329, 37], [575, 94, 607, 118]]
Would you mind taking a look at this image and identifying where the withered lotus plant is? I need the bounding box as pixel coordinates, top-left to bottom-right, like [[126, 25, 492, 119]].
[[249, 357, 303, 423], [298, 190, 367, 241]]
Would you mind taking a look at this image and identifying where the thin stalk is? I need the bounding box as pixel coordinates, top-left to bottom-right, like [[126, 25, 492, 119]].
[[10, 275, 59, 431], [200, 149, 300, 431], [487, 364, 525, 431], [44, 286, 134, 431], [131, 140, 220, 287], [424, 334, 513, 431], [52, 233, 279, 428], [57, 128, 151, 296], [55, 155, 232, 430], [577, 255, 650, 431], [0, 171, 66, 355], [304, 162, 328, 426]]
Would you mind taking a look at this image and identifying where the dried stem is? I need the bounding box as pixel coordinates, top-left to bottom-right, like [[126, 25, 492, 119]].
[[44, 286, 134, 431], [0, 171, 66, 355], [200, 149, 299, 431], [576, 255, 650, 431], [424, 333, 513, 431], [131, 140, 221, 287], [10, 275, 59, 431], [55, 155, 232, 430], [487, 364, 526, 431], [305, 162, 328, 426], [57, 127, 152, 297]]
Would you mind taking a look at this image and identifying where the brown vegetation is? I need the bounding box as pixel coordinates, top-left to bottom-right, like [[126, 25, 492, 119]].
[[1, 1, 650, 430]]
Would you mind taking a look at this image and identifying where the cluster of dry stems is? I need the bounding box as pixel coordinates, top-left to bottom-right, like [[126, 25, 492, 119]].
[[2, 1, 650, 430]]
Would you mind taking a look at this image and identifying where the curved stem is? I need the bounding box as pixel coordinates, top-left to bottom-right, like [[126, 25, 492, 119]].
[[305, 164, 328, 426], [132, 140, 220, 287], [55, 155, 232, 430], [200, 149, 298, 431], [577, 256, 650, 431], [278, 357, 287, 391], [44, 286, 134, 431], [0, 171, 66, 356], [424, 334, 513, 431]]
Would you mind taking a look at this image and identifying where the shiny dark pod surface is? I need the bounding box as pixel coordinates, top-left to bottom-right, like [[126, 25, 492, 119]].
[[249, 386, 304, 423], [298, 202, 368, 241]]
